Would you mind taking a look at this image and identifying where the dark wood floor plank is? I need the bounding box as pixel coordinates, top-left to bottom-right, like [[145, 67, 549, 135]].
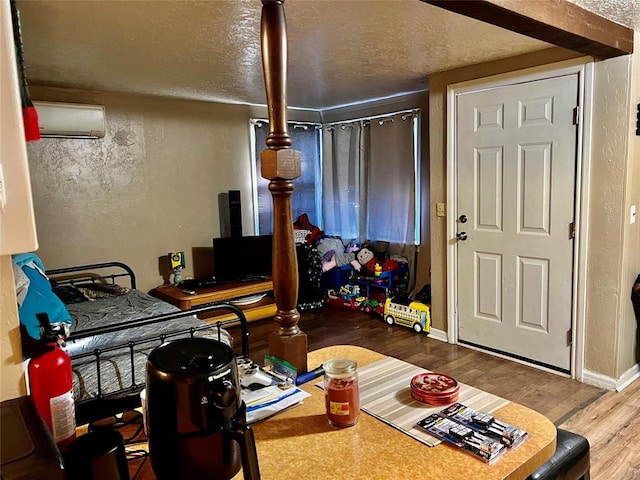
[[229, 305, 640, 478], [229, 306, 605, 424], [561, 378, 640, 479]]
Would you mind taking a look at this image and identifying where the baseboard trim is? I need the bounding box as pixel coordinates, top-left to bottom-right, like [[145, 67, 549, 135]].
[[582, 364, 640, 391], [615, 364, 640, 392], [581, 370, 617, 390], [428, 328, 448, 343]]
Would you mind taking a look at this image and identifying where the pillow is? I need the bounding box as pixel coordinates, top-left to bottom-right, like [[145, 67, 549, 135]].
[[75, 283, 131, 299], [12, 253, 73, 342]]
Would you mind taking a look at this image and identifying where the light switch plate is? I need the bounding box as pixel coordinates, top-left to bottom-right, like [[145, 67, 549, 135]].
[[631, 205, 637, 225], [436, 202, 446, 217]]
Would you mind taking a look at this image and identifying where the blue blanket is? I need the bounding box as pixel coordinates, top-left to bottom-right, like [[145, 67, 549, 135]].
[[13, 253, 72, 342]]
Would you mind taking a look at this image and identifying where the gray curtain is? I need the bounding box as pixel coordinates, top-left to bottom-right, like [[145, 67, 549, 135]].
[[321, 122, 364, 240], [366, 115, 416, 245], [322, 113, 418, 292]]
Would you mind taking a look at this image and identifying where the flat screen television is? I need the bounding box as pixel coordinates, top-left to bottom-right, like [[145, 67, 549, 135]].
[[213, 235, 273, 282]]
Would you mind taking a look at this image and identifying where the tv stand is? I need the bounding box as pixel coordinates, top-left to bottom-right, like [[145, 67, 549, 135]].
[[150, 278, 276, 324], [237, 275, 267, 282]]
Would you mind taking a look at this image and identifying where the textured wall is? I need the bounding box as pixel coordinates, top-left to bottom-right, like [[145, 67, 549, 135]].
[[1, 256, 26, 400], [26, 87, 428, 295], [429, 44, 638, 380], [584, 54, 632, 377], [616, 30, 640, 377], [1, 0, 31, 400], [26, 87, 320, 292], [428, 47, 581, 332]]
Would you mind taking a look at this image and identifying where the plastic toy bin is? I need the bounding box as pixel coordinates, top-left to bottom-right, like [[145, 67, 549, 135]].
[[320, 265, 352, 292]]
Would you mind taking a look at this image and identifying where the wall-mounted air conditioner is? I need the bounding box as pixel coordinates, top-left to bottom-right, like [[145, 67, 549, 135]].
[[33, 101, 105, 139]]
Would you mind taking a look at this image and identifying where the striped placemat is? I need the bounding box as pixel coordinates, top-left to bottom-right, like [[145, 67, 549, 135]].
[[358, 357, 509, 447]]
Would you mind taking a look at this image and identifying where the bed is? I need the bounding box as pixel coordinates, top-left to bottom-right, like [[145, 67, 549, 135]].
[[20, 259, 250, 426]]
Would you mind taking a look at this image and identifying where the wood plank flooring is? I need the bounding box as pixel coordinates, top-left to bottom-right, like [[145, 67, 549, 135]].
[[560, 378, 640, 479], [227, 306, 605, 424], [228, 305, 640, 478]]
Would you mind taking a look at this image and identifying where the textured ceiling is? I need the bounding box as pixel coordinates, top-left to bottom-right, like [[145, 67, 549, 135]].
[[568, 0, 640, 29], [14, 0, 638, 110]]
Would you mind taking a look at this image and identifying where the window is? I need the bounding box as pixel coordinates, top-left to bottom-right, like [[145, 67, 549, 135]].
[[251, 120, 322, 235], [250, 109, 420, 246]]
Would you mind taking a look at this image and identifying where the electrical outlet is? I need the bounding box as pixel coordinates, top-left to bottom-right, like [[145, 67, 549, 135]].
[[436, 202, 446, 217]]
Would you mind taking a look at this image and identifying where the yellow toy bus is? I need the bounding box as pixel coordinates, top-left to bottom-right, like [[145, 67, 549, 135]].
[[383, 297, 431, 334]]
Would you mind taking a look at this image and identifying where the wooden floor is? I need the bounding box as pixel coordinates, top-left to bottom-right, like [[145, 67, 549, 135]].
[[228, 306, 605, 424], [560, 378, 640, 479], [228, 306, 640, 479]]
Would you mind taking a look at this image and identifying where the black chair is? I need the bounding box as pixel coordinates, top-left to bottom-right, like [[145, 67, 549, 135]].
[[527, 428, 590, 480]]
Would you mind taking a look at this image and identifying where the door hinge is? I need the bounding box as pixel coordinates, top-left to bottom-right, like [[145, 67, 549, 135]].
[[573, 106, 580, 125], [569, 222, 576, 239], [567, 329, 573, 347]]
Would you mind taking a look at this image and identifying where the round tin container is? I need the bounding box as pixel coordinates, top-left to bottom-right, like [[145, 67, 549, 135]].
[[410, 372, 459, 405]]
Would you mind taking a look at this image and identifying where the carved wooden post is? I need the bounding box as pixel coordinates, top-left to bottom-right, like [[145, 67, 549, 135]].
[[260, 0, 307, 374]]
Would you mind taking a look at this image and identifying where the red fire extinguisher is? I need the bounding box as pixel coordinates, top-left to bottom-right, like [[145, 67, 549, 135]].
[[28, 342, 76, 452]]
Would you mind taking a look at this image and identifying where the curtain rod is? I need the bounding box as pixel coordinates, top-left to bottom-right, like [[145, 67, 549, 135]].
[[251, 119, 321, 128], [251, 107, 421, 129], [323, 108, 421, 128]]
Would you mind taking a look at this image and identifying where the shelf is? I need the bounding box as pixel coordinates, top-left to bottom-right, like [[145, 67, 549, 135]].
[[150, 279, 276, 324], [197, 296, 277, 324]]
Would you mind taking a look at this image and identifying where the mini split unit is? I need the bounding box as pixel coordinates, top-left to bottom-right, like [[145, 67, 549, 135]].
[[33, 101, 106, 139]]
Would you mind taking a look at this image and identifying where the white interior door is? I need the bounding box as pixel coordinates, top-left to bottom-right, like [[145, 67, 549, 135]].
[[456, 74, 579, 372]]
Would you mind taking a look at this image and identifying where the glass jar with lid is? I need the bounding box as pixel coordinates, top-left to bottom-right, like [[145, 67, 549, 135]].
[[323, 358, 360, 427]]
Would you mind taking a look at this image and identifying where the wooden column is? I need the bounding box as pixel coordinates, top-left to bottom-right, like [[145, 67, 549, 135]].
[[260, 0, 307, 374]]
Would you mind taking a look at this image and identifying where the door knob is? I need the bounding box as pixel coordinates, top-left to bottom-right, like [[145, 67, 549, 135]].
[[459, 215, 467, 223], [456, 232, 468, 241]]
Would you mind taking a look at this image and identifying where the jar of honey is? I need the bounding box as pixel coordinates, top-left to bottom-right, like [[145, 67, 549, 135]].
[[323, 358, 359, 427]]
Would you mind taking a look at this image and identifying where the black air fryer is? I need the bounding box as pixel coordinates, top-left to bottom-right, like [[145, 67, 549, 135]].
[[146, 338, 260, 480]]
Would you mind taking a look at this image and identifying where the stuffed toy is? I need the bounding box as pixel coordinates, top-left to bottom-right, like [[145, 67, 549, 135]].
[[293, 213, 325, 245], [389, 254, 408, 265], [356, 247, 374, 265], [356, 249, 408, 276], [316, 237, 362, 272], [363, 258, 378, 276], [355, 247, 377, 274], [382, 259, 400, 272]]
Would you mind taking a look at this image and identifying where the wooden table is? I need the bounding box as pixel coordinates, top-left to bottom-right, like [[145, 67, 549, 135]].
[[129, 345, 556, 480], [150, 279, 276, 323]]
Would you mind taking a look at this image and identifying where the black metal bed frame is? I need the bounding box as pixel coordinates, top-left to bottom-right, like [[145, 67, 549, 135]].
[[48, 261, 138, 289], [47, 263, 251, 426]]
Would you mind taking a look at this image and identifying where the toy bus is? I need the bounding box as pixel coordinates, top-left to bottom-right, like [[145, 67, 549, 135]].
[[383, 297, 431, 334]]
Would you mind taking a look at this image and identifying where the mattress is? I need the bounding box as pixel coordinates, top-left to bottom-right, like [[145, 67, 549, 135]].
[[62, 289, 233, 401]]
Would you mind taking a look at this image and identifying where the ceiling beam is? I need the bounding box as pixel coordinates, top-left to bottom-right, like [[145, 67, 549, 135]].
[[423, 0, 633, 59]]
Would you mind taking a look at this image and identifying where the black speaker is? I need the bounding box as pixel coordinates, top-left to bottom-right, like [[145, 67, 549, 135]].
[[228, 190, 242, 238], [218, 190, 242, 238]]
